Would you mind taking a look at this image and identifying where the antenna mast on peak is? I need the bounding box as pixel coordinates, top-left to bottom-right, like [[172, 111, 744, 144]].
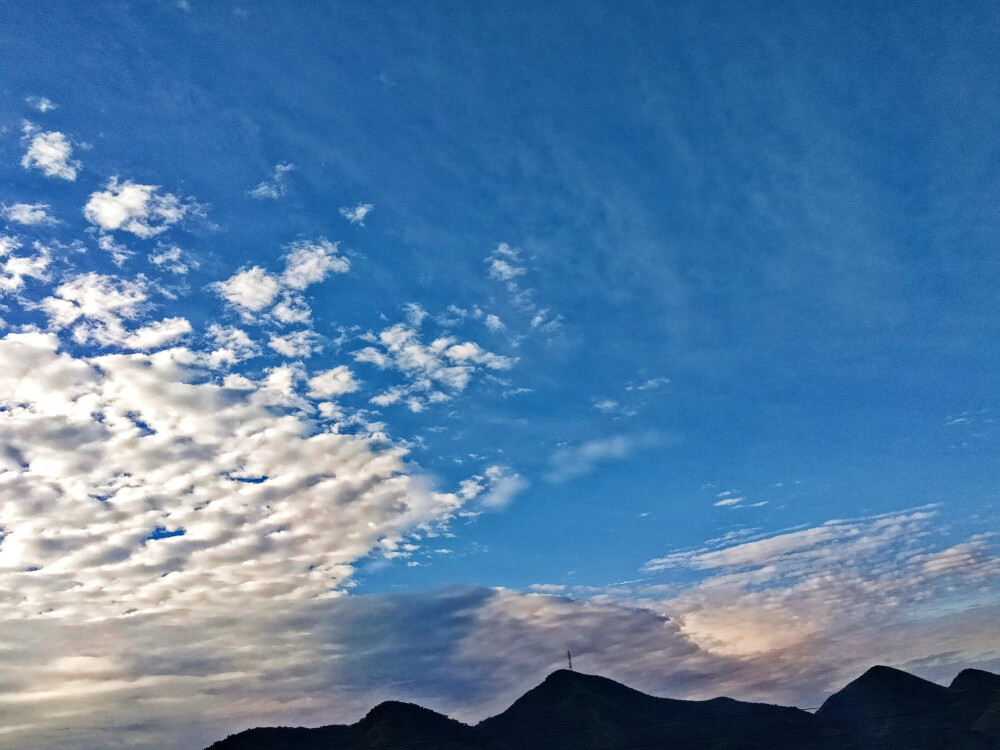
[[567, 650, 573, 670]]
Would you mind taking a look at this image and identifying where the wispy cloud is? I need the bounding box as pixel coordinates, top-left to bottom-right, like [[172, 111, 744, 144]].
[[25, 95, 57, 113], [485, 243, 562, 333], [248, 162, 294, 199], [546, 432, 663, 482], [340, 203, 374, 225], [459, 465, 528, 508], [148, 244, 196, 275]]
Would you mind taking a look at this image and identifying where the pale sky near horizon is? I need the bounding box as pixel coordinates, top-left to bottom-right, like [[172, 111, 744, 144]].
[[0, 2, 998, 748]]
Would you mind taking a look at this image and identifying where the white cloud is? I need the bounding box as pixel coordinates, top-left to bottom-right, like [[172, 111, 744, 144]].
[[35, 272, 189, 351], [627, 377, 671, 391], [280, 239, 349, 290], [97, 233, 131, 266], [2, 202, 57, 226], [0, 331, 461, 616], [546, 433, 661, 482], [248, 162, 294, 199], [25, 96, 57, 113], [268, 329, 321, 358], [713, 496, 743, 507], [355, 321, 515, 410], [0, 329, 470, 747], [271, 293, 312, 324], [339, 203, 373, 226], [485, 243, 562, 334], [20, 125, 79, 180], [404, 302, 428, 327], [307, 366, 359, 398], [484, 313, 505, 332], [0, 238, 51, 293], [212, 266, 281, 312], [203, 324, 260, 368], [120, 317, 192, 350], [472, 465, 528, 508], [149, 244, 195, 275], [40, 272, 146, 331], [486, 242, 526, 283], [213, 240, 348, 321], [83, 178, 194, 238]]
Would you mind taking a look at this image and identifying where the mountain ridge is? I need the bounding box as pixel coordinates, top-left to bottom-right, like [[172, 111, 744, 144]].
[[205, 665, 1000, 750]]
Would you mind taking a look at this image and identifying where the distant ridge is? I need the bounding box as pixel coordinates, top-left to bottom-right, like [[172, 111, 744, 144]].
[[205, 665, 1000, 750]]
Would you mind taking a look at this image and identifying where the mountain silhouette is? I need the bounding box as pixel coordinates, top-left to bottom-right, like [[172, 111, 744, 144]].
[[205, 665, 1000, 750], [950, 669, 1000, 737]]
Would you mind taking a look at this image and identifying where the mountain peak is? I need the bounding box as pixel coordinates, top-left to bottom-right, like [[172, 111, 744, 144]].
[[836, 664, 948, 699], [950, 668, 1000, 693], [359, 699, 466, 729]]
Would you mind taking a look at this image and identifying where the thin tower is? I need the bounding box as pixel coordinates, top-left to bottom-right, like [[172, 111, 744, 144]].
[[567, 650, 573, 670]]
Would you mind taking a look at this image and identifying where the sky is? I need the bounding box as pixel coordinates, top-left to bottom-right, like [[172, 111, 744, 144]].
[[0, 1, 998, 748]]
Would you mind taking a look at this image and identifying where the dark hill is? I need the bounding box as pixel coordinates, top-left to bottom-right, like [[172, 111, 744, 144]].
[[205, 665, 1000, 750], [815, 665, 999, 749], [477, 669, 820, 750], [950, 669, 1000, 736]]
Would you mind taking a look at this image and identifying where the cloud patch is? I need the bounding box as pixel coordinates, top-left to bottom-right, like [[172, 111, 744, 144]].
[[355, 314, 515, 412], [84, 179, 196, 238], [212, 239, 348, 323], [248, 162, 294, 199], [20, 125, 80, 180], [0, 237, 51, 293], [339, 203, 373, 226], [2, 202, 57, 226]]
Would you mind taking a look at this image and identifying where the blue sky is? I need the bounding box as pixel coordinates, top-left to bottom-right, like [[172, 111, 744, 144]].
[[0, 2, 998, 748]]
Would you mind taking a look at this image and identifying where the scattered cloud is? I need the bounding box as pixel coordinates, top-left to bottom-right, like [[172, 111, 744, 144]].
[[339, 203, 373, 226], [268, 329, 321, 358], [627, 377, 671, 391], [2, 202, 57, 226], [485, 243, 562, 333], [212, 239, 348, 324], [212, 266, 281, 312], [0, 330, 463, 621], [459, 465, 528, 508], [32, 273, 190, 352], [0, 237, 51, 293], [281, 239, 349, 289], [355, 314, 515, 412], [25, 95, 57, 113], [486, 243, 526, 283], [203, 324, 260, 368], [20, 124, 80, 180], [593, 398, 637, 417], [248, 162, 294, 199], [484, 313, 505, 332], [148, 244, 196, 275], [307, 365, 360, 398], [84, 178, 196, 238]]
